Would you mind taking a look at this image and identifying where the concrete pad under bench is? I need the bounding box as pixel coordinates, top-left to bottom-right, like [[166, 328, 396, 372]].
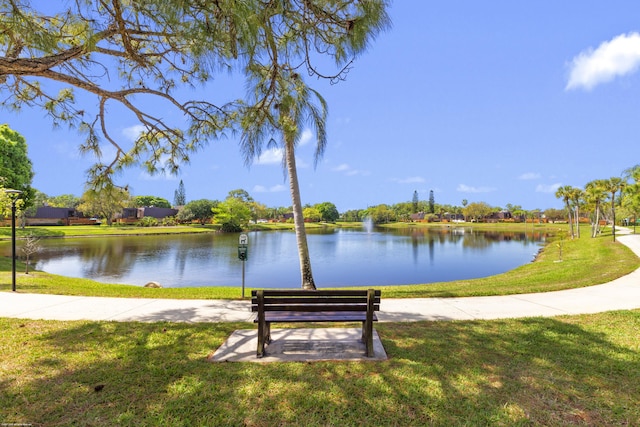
[[209, 327, 387, 363]]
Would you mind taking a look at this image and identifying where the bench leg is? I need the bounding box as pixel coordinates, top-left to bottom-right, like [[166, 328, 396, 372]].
[[257, 321, 272, 358], [265, 322, 272, 344], [362, 320, 374, 357], [363, 289, 376, 357], [257, 320, 265, 358], [256, 290, 267, 358]]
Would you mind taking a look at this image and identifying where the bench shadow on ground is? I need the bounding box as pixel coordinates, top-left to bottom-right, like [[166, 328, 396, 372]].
[[127, 308, 387, 363], [209, 327, 388, 363]]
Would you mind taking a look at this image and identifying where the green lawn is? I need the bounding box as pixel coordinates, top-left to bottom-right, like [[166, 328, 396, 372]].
[[1, 311, 638, 426], [1, 223, 639, 425]]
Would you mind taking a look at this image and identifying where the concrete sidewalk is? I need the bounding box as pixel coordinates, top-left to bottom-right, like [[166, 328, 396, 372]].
[[1, 233, 639, 324]]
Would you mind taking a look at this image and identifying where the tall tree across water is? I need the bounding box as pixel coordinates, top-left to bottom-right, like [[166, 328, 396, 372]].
[[428, 190, 435, 214], [77, 185, 130, 226], [173, 180, 186, 207]]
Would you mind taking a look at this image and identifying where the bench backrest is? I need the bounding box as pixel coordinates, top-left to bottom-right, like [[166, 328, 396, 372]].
[[251, 289, 381, 313]]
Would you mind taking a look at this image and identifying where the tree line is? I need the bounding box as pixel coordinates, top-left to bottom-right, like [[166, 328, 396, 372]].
[[9, 165, 639, 238], [3, 121, 638, 233]]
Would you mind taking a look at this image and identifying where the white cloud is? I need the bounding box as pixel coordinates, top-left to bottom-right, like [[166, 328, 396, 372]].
[[299, 129, 313, 146], [254, 148, 309, 168], [535, 183, 561, 193], [566, 32, 640, 91], [253, 184, 286, 193], [255, 148, 283, 165], [456, 184, 496, 193], [518, 172, 541, 180], [122, 125, 146, 142]]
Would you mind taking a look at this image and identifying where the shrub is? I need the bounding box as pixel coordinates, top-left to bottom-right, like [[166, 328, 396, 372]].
[[161, 216, 178, 226], [136, 217, 159, 227]]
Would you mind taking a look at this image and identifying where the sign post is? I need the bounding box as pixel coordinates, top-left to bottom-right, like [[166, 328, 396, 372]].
[[238, 234, 248, 297]]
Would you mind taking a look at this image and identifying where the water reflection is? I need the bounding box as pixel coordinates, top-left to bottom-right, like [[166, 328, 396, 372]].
[[1, 227, 546, 288]]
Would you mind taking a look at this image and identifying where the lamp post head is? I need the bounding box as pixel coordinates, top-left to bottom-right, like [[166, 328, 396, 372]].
[[3, 189, 23, 206]]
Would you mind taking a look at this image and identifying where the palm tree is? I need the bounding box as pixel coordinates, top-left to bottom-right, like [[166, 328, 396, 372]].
[[603, 177, 625, 242], [584, 179, 607, 238], [555, 185, 575, 238], [568, 187, 584, 238], [233, 4, 389, 289], [280, 88, 327, 289], [622, 165, 640, 233], [240, 68, 327, 289]]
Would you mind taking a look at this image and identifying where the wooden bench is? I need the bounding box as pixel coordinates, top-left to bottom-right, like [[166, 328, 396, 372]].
[[251, 289, 381, 358]]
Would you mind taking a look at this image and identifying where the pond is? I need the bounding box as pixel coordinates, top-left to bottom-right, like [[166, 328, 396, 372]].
[[2, 226, 548, 288]]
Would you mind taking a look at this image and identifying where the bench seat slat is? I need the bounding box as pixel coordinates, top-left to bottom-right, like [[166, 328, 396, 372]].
[[253, 290, 380, 297], [258, 311, 377, 323], [251, 296, 379, 305], [252, 304, 380, 312]]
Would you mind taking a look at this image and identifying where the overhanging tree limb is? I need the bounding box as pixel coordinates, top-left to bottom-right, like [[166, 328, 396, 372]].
[[2, 0, 391, 289]]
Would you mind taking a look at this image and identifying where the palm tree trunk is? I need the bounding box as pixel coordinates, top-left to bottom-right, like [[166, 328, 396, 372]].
[[611, 196, 617, 242], [284, 134, 316, 290], [592, 203, 600, 238], [566, 200, 574, 239]]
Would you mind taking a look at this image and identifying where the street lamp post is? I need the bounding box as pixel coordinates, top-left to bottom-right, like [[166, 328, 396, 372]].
[[4, 189, 23, 292]]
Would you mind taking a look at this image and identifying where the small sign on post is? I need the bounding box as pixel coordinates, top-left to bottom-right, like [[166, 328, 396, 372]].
[[238, 234, 248, 297], [239, 234, 248, 246]]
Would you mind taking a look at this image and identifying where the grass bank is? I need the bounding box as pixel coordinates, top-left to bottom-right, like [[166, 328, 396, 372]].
[[0, 224, 638, 299], [0, 224, 219, 239], [1, 310, 639, 425], [0, 221, 342, 240], [376, 230, 639, 298]]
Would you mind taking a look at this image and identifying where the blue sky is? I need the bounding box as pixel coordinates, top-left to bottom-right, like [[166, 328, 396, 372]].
[[4, 1, 640, 212]]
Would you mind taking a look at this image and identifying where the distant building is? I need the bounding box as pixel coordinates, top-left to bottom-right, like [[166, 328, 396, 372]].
[[28, 206, 99, 226], [143, 207, 179, 219], [410, 212, 426, 221], [117, 206, 179, 223], [35, 206, 77, 219]]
